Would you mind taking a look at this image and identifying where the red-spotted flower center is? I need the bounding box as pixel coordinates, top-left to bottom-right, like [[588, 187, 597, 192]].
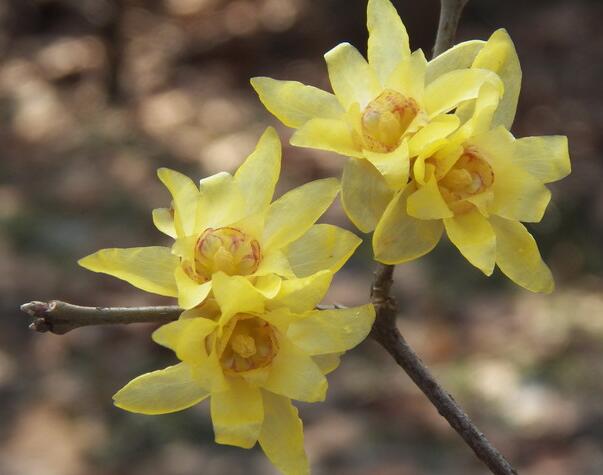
[[193, 227, 261, 281], [361, 89, 419, 153], [438, 148, 495, 214], [218, 314, 278, 373]]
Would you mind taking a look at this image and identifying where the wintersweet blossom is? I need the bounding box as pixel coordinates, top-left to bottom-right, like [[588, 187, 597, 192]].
[[79, 128, 361, 308], [251, 0, 502, 190], [113, 271, 375, 475]]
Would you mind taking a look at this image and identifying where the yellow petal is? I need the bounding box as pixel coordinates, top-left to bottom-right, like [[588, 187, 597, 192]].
[[373, 189, 443, 264], [341, 158, 394, 233], [263, 336, 327, 403], [426, 39, 485, 82], [367, 0, 410, 85], [259, 391, 309, 475], [454, 81, 500, 138], [211, 378, 263, 449], [364, 140, 409, 190], [152, 207, 176, 238], [283, 224, 362, 278], [212, 272, 265, 325], [196, 172, 246, 232], [254, 274, 282, 299], [287, 304, 375, 355], [254, 250, 295, 279], [407, 113, 460, 157], [471, 29, 521, 129], [490, 216, 554, 293], [250, 77, 344, 128], [263, 178, 339, 251], [407, 175, 453, 220], [157, 168, 198, 237], [312, 353, 342, 375], [269, 270, 333, 314], [174, 266, 212, 309], [444, 211, 496, 275], [386, 49, 427, 102], [79, 247, 178, 297], [152, 317, 217, 364], [113, 363, 208, 415], [424, 68, 503, 118], [324, 42, 381, 110], [234, 127, 281, 215], [290, 118, 362, 157], [513, 135, 571, 183]]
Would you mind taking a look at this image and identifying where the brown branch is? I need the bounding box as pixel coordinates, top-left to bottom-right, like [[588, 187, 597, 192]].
[[433, 0, 470, 57]]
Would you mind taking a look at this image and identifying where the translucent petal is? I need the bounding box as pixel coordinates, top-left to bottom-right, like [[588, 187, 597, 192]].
[[407, 114, 460, 158], [254, 250, 295, 278], [324, 42, 381, 110], [152, 317, 217, 363], [259, 391, 309, 475], [212, 272, 265, 325], [269, 270, 333, 314], [253, 274, 282, 299], [367, 0, 410, 85], [196, 172, 246, 232], [174, 266, 212, 309], [373, 189, 443, 264], [386, 49, 427, 102], [426, 40, 485, 83], [444, 211, 496, 275], [287, 304, 375, 355], [290, 118, 362, 157], [113, 363, 208, 415], [341, 158, 394, 233], [211, 378, 263, 449], [152, 207, 176, 238], [283, 224, 362, 278], [263, 178, 339, 251], [513, 135, 570, 184], [407, 176, 453, 220], [490, 216, 554, 293], [234, 127, 281, 215], [262, 336, 327, 403], [250, 77, 344, 128], [364, 140, 409, 190], [157, 168, 198, 237], [313, 353, 342, 375], [78, 247, 178, 297]]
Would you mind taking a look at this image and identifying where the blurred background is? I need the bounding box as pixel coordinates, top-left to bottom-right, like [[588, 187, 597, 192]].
[[1, 0, 602, 473]]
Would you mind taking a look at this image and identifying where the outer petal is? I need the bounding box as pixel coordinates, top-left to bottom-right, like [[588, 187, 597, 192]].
[[324, 42, 381, 110], [290, 118, 362, 157], [157, 168, 198, 237], [113, 363, 208, 415], [234, 127, 281, 215], [79, 247, 178, 297], [254, 250, 296, 279], [283, 224, 362, 278], [513, 135, 571, 183], [424, 69, 503, 118], [174, 266, 212, 309], [269, 270, 333, 314], [211, 378, 263, 449], [152, 317, 217, 363], [259, 391, 309, 475], [444, 211, 496, 275], [212, 272, 265, 324], [342, 158, 394, 233], [367, 0, 410, 85], [313, 353, 342, 375], [287, 304, 375, 355], [386, 49, 427, 103], [263, 178, 339, 251], [254, 274, 282, 299], [196, 172, 246, 231], [262, 336, 327, 403], [490, 216, 554, 293], [407, 176, 453, 220], [250, 77, 344, 128], [407, 114, 460, 158], [364, 141, 410, 191], [426, 40, 485, 82], [373, 189, 444, 264], [152, 207, 177, 238]]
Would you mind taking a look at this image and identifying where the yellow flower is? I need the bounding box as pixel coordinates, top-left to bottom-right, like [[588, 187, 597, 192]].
[[78, 128, 361, 309], [112, 271, 376, 475], [251, 0, 502, 190]]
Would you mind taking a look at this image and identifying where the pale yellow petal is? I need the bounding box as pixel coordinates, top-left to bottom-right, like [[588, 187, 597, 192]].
[[269, 270, 333, 314], [152, 317, 217, 363], [386, 49, 427, 102], [364, 140, 409, 190], [490, 216, 554, 293], [250, 77, 344, 128], [157, 168, 198, 237], [407, 114, 460, 158], [513, 135, 570, 183], [234, 127, 281, 215], [211, 378, 263, 449], [313, 353, 342, 375], [263, 336, 327, 403], [196, 172, 246, 231], [174, 266, 212, 309], [152, 207, 176, 238], [263, 178, 339, 251], [79, 247, 178, 297], [288, 304, 375, 355], [407, 175, 453, 220], [324, 42, 381, 110], [253, 274, 282, 299], [373, 189, 443, 264], [367, 0, 410, 85], [254, 250, 295, 279], [212, 272, 265, 325], [283, 224, 362, 278], [444, 211, 496, 275], [426, 40, 485, 82], [259, 391, 309, 475], [290, 117, 362, 157], [113, 363, 208, 415]]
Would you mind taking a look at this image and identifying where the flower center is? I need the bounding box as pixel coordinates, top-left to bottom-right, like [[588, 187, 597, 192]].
[[218, 315, 278, 373], [438, 148, 494, 214], [192, 227, 261, 281], [361, 89, 419, 153]]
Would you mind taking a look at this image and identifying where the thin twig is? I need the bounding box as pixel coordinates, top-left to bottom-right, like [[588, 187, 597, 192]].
[[433, 0, 470, 57]]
